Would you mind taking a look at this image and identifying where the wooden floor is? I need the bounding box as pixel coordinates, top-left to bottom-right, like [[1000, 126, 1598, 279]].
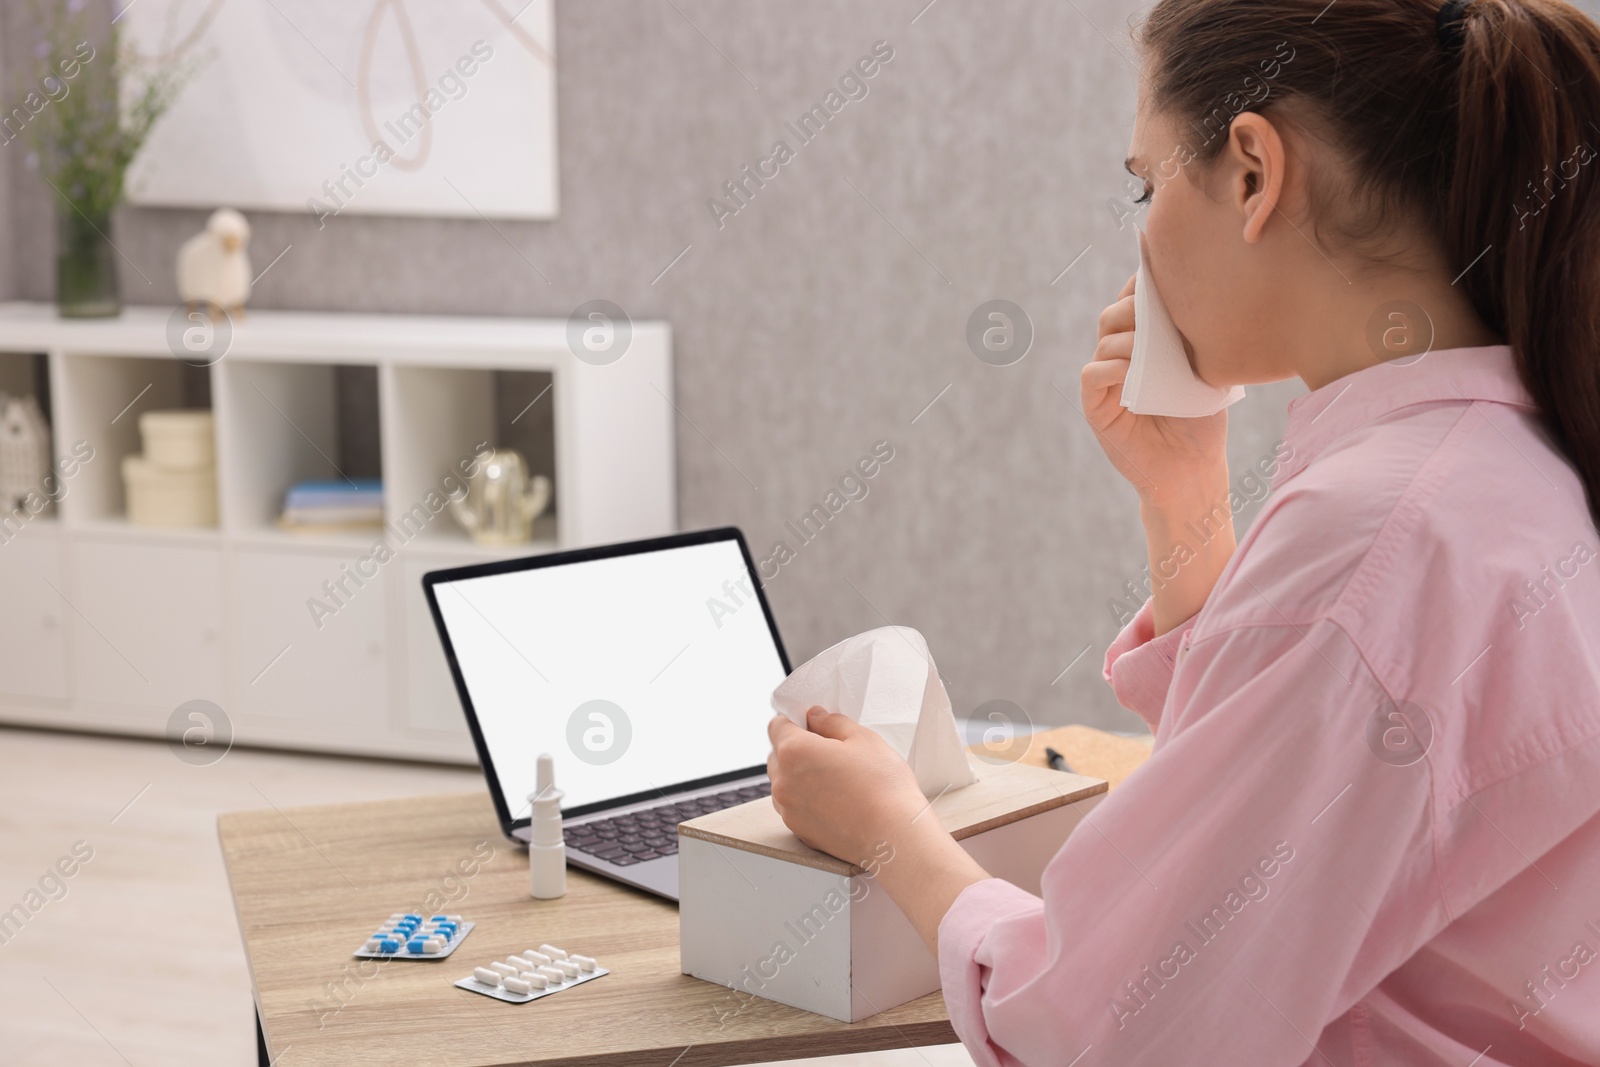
[[0, 726, 974, 1067]]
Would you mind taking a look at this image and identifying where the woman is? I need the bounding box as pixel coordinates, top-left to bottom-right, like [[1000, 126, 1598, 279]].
[[765, 0, 1600, 1062]]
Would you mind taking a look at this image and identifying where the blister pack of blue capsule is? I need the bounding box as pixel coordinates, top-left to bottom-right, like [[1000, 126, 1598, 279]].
[[352, 913, 476, 959]]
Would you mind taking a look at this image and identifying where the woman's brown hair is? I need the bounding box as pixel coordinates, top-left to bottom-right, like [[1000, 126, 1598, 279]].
[[1136, 0, 1600, 530]]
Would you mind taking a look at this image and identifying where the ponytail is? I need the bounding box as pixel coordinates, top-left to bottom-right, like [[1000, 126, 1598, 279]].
[[1446, 0, 1600, 531], [1136, 0, 1600, 530]]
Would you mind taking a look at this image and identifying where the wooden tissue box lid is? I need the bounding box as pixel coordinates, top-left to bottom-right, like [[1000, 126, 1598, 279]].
[[679, 756, 1107, 877]]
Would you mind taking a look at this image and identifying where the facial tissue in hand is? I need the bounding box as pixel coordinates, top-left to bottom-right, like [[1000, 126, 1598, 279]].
[[771, 626, 978, 796], [1119, 225, 1246, 418]]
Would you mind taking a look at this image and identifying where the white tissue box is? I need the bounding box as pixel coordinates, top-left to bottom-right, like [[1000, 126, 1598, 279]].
[[678, 755, 1106, 1022]]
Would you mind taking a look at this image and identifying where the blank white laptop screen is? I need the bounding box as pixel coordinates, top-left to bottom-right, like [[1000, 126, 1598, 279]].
[[430, 538, 788, 815]]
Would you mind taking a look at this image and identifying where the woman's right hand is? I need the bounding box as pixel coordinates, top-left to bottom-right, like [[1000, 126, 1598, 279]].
[[1080, 271, 1230, 510], [1082, 270, 1236, 635]]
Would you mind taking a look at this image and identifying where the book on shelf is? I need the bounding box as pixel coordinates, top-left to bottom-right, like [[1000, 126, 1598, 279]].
[[278, 479, 384, 532], [282, 479, 382, 509]]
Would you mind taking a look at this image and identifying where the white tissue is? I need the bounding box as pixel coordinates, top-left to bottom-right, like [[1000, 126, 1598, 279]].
[[772, 626, 977, 797], [1120, 226, 1246, 418]]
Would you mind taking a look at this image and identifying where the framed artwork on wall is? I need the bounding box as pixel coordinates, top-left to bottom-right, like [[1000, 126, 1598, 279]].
[[120, 0, 558, 220]]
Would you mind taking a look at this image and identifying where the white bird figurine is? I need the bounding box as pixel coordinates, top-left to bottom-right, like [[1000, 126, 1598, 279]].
[[177, 208, 253, 318]]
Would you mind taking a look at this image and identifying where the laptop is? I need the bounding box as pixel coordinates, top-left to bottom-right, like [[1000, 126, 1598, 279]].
[[421, 526, 792, 900]]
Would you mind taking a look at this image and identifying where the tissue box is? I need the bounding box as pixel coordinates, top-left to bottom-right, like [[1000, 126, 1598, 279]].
[[678, 755, 1106, 1022]]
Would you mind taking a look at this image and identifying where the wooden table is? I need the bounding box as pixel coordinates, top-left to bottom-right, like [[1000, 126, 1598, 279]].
[[223, 729, 1152, 1067], [982, 724, 1154, 789]]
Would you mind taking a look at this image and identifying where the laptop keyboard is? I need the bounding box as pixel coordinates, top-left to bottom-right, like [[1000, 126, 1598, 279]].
[[562, 781, 771, 866]]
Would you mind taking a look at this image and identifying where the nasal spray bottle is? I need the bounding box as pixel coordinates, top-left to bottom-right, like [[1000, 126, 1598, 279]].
[[528, 752, 567, 899]]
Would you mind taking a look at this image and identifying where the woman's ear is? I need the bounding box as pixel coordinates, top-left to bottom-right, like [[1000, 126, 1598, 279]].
[[1226, 112, 1287, 245]]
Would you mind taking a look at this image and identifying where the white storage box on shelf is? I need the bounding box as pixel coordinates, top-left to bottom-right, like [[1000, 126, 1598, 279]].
[[121, 454, 218, 526], [678, 755, 1107, 1023], [122, 410, 219, 527], [140, 409, 215, 468]]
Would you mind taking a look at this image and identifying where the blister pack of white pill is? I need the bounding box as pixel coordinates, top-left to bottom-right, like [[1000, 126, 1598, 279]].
[[353, 912, 476, 959], [454, 943, 608, 1003]]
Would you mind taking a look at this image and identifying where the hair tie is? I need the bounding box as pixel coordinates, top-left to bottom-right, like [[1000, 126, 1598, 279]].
[[1437, 0, 1472, 54]]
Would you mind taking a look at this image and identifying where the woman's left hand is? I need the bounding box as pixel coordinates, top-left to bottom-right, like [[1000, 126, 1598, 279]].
[[766, 707, 929, 866]]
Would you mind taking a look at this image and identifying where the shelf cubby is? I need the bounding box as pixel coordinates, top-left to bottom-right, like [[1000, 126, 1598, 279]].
[[382, 365, 558, 549], [53, 353, 212, 524], [217, 359, 382, 537]]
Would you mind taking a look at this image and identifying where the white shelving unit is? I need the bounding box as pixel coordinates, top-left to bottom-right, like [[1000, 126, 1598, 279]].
[[0, 302, 675, 762]]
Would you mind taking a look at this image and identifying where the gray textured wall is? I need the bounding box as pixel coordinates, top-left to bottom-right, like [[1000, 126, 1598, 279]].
[[2, 0, 1311, 734]]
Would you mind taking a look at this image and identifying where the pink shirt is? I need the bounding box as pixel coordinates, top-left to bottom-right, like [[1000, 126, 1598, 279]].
[[938, 345, 1600, 1066]]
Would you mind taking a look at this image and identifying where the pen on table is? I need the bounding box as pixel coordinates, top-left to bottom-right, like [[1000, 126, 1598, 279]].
[[1044, 746, 1074, 774]]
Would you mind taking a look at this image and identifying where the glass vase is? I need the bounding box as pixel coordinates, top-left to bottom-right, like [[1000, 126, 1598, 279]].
[[56, 205, 121, 319]]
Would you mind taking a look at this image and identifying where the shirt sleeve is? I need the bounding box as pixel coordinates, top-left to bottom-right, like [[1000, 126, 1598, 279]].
[[940, 617, 1445, 1067], [1101, 596, 1194, 731]]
